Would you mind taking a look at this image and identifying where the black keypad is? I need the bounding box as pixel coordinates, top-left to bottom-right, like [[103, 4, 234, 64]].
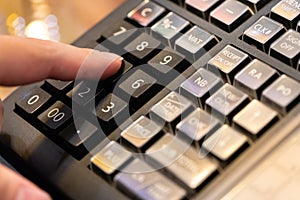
[[124, 32, 161, 60], [16, 87, 51, 115], [209, 0, 253, 32], [38, 101, 72, 131], [175, 25, 218, 62]]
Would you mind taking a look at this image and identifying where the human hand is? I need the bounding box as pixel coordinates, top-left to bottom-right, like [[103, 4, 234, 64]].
[[0, 35, 122, 200]]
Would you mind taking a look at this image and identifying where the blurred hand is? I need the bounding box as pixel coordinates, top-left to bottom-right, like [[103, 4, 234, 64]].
[[0, 35, 122, 200]]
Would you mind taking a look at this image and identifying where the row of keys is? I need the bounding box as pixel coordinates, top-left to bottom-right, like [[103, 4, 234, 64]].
[[242, 15, 300, 68]]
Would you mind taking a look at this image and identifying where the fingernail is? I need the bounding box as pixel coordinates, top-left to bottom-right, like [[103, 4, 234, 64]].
[[16, 187, 52, 200]]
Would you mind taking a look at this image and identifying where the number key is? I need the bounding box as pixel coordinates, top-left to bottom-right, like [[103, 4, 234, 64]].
[[118, 70, 158, 109], [124, 33, 161, 61], [38, 101, 72, 131], [148, 47, 186, 73], [16, 87, 51, 115]]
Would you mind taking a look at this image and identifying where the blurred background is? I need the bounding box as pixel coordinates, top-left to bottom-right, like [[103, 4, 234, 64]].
[[0, 0, 125, 99]]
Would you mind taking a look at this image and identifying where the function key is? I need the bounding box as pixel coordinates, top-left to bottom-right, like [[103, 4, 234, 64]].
[[271, 0, 300, 29], [234, 59, 279, 99], [124, 32, 161, 61], [261, 75, 300, 115], [91, 141, 132, 179], [151, 12, 190, 47], [205, 83, 249, 124], [118, 69, 158, 109], [148, 47, 186, 74], [16, 87, 51, 115], [207, 45, 250, 84], [175, 25, 218, 62], [146, 133, 218, 190], [127, 0, 166, 27], [242, 16, 286, 53], [269, 29, 300, 68], [233, 100, 278, 138], [180, 68, 223, 108], [238, 0, 269, 13], [114, 158, 186, 200], [120, 116, 163, 152], [102, 21, 137, 45], [176, 108, 220, 149], [209, 0, 253, 32], [203, 124, 248, 165], [150, 91, 194, 132], [185, 0, 221, 20], [38, 101, 72, 131]]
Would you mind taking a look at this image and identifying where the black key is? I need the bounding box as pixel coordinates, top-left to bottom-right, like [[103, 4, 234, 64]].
[[102, 21, 137, 45], [127, 0, 166, 27], [16, 87, 51, 115], [38, 101, 72, 131], [60, 118, 98, 147], [209, 0, 253, 32], [150, 91, 194, 132], [261, 75, 300, 115], [148, 47, 186, 74], [233, 100, 278, 138], [270, 29, 300, 68], [207, 45, 250, 84], [118, 70, 157, 109], [114, 159, 186, 200], [176, 108, 220, 149], [67, 81, 103, 106], [205, 83, 249, 124], [238, 0, 269, 13], [44, 79, 73, 91], [243, 16, 285, 52], [271, 0, 300, 29], [203, 125, 248, 164], [151, 12, 190, 46], [234, 59, 279, 99], [120, 116, 162, 152], [124, 33, 161, 60], [185, 0, 221, 20], [175, 25, 218, 62], [297, 20, 300, 32], [95, 93, 127, 122], [146, 133, 218, 190], [180, 68, 223, 108], [91, 141, 132, 179]]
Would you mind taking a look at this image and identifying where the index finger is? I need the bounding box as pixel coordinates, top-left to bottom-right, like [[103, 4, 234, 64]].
[[0, 36, 122, 86]]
